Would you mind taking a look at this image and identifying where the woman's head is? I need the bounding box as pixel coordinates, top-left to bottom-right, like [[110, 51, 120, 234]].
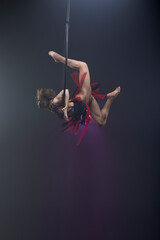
[[36, 88, 56, 109]]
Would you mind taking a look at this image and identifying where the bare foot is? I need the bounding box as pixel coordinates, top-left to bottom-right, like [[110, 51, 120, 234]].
[[48, 51, 59, 63], [107, 86, 121, 99]]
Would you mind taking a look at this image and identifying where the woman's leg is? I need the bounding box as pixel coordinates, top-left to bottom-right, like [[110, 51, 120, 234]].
[[48, 51, 85, 70], [48, 51, 91, 99], [90, 87, 121, 126]]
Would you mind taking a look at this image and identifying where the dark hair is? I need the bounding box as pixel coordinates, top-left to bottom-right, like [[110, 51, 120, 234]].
[[36, 88, 56, 109]]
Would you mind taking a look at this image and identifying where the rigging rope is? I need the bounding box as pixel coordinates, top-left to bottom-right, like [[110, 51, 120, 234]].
[[63, 0, 71, 104]]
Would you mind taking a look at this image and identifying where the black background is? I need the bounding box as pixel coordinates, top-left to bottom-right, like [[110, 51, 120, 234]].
[[0, 0, 159, 239]]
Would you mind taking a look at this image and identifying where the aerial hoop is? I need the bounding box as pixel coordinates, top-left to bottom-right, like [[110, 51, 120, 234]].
[[63, 0, 71, 104]]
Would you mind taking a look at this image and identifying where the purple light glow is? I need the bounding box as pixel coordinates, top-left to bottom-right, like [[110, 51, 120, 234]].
[[56, 121, 117, 240]]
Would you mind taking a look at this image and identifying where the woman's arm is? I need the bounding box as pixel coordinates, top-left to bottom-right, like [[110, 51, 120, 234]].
[[64, 89, 69, 109], [53, 89, 69, 121], [53, 89, 69, 105], [62, 89, 69, 121]]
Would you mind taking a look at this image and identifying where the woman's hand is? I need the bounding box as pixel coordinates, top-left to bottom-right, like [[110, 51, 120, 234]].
[[62, 106, 69, 121]]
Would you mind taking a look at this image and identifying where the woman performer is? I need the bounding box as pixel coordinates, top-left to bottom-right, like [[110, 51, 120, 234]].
[[36, 51, 121, 145]]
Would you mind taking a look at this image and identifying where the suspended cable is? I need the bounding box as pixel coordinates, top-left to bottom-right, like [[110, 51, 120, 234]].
[[63, 0, 71, 104]]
